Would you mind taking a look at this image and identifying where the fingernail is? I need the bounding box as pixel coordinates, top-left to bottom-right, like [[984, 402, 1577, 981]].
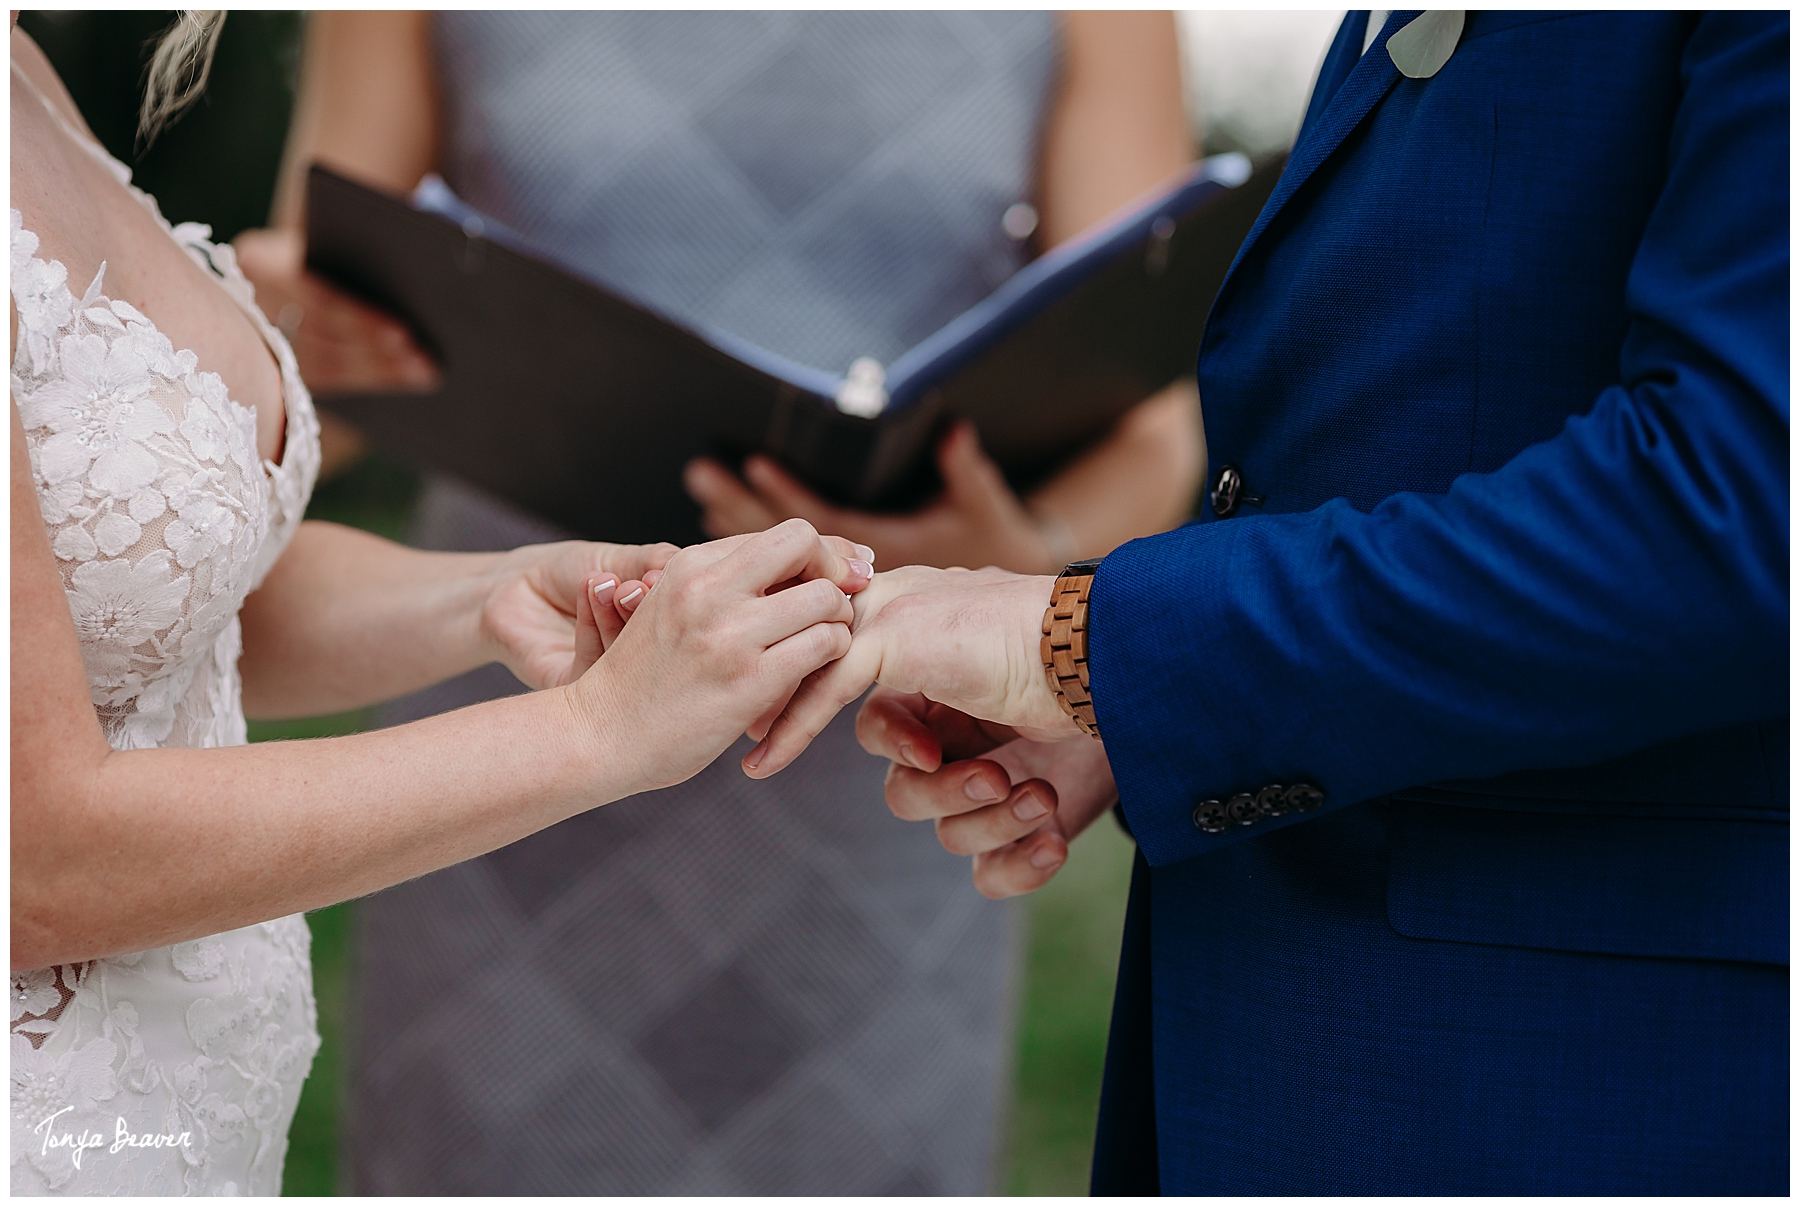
[[617, 585, 644, 609], [591, 577, 616, 607], [898, 743, 919, 770], [855, 544, 876, 564], [964, 775, 1003, 804], [744, 741, 767, 770], [1029, 844, 1064, 870], [847, 559, 872, 580], [1012, 795, 1049, 822]]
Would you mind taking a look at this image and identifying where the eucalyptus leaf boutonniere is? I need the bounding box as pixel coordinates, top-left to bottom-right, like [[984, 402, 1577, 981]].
[[1388, 11, 1464, 79]]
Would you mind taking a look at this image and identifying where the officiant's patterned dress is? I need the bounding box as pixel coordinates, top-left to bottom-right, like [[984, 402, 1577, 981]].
[[349, 13, 1057, 1194]]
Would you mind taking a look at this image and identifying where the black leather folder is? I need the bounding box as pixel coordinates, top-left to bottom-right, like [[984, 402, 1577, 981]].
[[304, 154, 1280, 545]]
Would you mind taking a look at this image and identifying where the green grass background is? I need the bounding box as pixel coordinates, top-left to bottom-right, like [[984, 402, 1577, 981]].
[[19, 13, 1139, 1192]]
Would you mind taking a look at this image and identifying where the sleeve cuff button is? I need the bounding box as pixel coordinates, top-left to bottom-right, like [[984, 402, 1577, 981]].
[[1192, 800, 1229, 832]]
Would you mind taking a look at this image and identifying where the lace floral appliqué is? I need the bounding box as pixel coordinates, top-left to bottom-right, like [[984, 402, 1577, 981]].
[[11, 185, 321, 1197]]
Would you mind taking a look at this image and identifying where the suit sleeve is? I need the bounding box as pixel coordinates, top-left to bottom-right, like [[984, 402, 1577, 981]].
[[1089, 13, 1789, 868]]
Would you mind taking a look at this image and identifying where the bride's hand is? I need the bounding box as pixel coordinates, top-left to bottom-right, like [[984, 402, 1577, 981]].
[[569, 519, 875, 794], [477, 538, 679, 689], [483, 531, 874, 691]]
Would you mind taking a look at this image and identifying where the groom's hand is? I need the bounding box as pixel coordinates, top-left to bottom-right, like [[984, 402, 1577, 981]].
[[743, 565, 1081, 777], [858, 687, 1121, 898]]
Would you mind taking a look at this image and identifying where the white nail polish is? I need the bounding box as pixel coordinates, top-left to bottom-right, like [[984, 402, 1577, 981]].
[[618, 586, 644, 606]]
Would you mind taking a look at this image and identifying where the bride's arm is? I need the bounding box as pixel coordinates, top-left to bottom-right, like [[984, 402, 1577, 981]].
[[235, 523, 679, 719], [14, 408, 860, 970]]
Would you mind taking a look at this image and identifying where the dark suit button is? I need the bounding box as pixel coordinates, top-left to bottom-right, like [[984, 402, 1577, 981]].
[[1285, 782, 1325, 813], [1193, 799, 1228, 832], [1226, 793, 1260, 826], [1210, 465, 1245, 518], [1256, 784, 1287, 816]]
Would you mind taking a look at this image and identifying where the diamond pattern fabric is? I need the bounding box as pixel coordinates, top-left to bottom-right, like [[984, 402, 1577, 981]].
[[351, 15, 1053, 1191]]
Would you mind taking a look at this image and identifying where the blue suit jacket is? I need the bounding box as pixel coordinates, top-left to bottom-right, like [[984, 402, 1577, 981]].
[[1086, 11, 1787, 1194]]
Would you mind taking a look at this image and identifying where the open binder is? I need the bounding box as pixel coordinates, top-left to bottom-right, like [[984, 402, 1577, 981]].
[[305, 153, 1280, 545]]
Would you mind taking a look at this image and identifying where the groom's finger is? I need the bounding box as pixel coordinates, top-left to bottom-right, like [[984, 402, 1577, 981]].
[[934, 780, 1058, 856], [884, 757, 1015, 822], [856, 689, 942, 770], [745, 678, 801, 744], [745, 635, 881, 777], [971, 828, 1069, 899]]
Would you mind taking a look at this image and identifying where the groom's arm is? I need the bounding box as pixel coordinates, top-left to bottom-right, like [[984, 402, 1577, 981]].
[[754, 14, 1786, 872], [1090, 12, 1788, 867]]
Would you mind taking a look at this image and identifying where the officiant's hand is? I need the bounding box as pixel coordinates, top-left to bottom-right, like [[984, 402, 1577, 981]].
[[235, 229, 439, 394], [481, 532, 875, 691], [743, 564, 1083, 778], [234, 228, 439, 476], [683, 422, 1063, 574], [858, 687, 1121, 898]]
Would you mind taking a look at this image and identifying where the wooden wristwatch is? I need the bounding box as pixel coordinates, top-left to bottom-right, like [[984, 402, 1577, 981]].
[[1041, 558, 1104, 739]]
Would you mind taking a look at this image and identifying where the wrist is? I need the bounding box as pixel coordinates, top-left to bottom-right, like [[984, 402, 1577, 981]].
[[556, 663, 652, 803], [467, 550, 528, 666], [1009, 574, 1083, 736]]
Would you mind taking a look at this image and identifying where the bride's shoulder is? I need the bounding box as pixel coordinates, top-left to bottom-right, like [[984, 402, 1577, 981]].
[[10, 29, 102, 149]]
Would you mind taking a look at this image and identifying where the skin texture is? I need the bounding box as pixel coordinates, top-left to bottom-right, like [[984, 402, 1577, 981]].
[[243, 10, 1206, 565], [861, 689, 1121, 898], [746, 564, 1118, 898], [11, 26, 874, 969]]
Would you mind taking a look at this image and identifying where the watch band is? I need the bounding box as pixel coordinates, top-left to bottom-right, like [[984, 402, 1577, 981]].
[[1041, 558, 1104, 739]]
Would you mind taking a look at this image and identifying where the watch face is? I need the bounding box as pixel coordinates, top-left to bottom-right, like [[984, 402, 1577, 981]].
[[1059, 557, 1104, 578]]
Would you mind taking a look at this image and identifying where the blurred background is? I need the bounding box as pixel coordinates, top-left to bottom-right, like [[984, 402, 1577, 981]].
[[15, 10, 1342, 1195]]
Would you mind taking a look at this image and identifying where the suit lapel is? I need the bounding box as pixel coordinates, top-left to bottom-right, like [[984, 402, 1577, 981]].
[[1217, 11, 1414, 290]]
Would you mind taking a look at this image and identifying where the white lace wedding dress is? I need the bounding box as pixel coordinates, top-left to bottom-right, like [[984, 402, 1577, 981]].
[[10, 91, 323, 1195]]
